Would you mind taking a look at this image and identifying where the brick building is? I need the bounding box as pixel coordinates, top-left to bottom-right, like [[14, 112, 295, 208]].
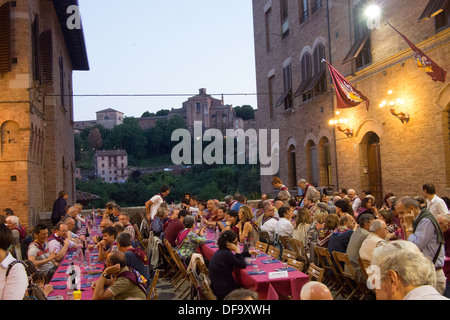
[[252, 0, 449, 203], [94, 150, 129, 183], [74, 108, 124, 132], [0, 0, 89, 227]]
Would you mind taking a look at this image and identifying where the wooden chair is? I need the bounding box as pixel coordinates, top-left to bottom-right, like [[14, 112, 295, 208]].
[[163, 239, 190, 299], [286, 258, 304, 272], [358, 257, 371, 282], [146, 269, 160, 300], [158, 243, 177, 280], [332, 251, 372, 300], [281, 249, 297, 262], [195, 259, 216, 300], [307, 263, 325, 282], [290, 238, 310, 268], [255, 241, 269, 253], [134, 223, 147, 251], [259, 231, 272, 244], [267, 245, 280, 260], [314, 246, 347, 299], [278, 235, 292, 250]]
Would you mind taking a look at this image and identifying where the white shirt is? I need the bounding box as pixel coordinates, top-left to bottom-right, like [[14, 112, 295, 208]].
[[275, 218, 294, 238], [403, 285, 449, 300], [0, 253, 28, 300], [48, 235, 76, 254], [427, 195, 448, 218], [359, 233, 387, 262], [149, 194, 164, 219], [352, 197, 362, 212], [261, 218, 278, 242]]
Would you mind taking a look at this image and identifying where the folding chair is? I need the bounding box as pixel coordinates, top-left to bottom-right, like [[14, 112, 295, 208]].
[[307, 263, 325, 282], [255, 241, 269, 253], [358, 257, 371, 282], [290, 238, 310, 269], [314, 246, 347, 299], [158, 243, 177, 280], [281, 249, 298, 262], [134, 223, 147, 251], [286, 258, 304, 272], [278, 235, 292, 250], [163, 239, 190, 299], [332, 251, 372, 300], [267, 245, 280, 259], [259, 231, 272, 244], [146, 269, 160, 300]]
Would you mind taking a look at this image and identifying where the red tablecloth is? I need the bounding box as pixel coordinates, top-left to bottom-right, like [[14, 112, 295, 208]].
[[444, 257, 450, 281], [47, 216, 104, 300], [199, 231, 310, 300]]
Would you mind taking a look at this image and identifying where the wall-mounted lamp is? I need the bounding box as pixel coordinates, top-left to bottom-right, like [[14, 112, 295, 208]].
[[379, 90, 410, 123], [329, 116, 353, 138]]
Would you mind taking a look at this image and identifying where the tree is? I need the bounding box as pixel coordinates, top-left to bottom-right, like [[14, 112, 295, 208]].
[[87, 127, 103, 150], [234, 105, 255, 120]]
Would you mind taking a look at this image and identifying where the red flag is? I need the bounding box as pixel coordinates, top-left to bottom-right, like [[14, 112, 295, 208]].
[[322, 59, 370, 110], [387, 21, 447, 83]]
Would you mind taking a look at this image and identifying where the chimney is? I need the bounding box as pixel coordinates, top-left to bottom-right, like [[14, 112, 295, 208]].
[[199, 88, 206, 95]]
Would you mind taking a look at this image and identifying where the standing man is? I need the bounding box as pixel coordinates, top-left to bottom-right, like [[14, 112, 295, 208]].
[[145, 185, 170, 220], [297, 179, 320, 204], [51, 191, 68, 226], [422, 183, 448, 218], [396, 197, 446, 294]]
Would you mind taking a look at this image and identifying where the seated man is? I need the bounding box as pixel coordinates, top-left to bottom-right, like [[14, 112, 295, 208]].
[[274, 206, 294, 238], [92, 250, 147, 300], [165, 209, 189, 247], [27, 224, 59, 284], [92, 219, 113, 244], [359, 219, 388, 263], [118, 211, 136, 241], [116, 232, 150, 283], [47, 222, 80, 262], [260, 205, 279, 243], [96, 226, 118, 262]]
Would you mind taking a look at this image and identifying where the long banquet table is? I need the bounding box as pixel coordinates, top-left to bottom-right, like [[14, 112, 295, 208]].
[[47, 215, 104, 300], [199, 229, 310, 300]]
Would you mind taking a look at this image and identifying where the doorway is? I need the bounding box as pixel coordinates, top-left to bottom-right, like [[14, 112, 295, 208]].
[[366, 133, 383, 206]]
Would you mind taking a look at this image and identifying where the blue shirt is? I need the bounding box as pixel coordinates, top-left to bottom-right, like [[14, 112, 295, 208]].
[[408, 216, 445, 268]]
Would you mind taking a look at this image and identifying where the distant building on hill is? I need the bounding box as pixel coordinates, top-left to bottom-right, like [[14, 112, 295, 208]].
[[74, 108, 124, 132], [94, 150, 129, 183]]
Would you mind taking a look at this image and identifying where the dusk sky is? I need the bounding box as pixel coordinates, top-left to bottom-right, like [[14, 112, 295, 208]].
[[72, 0, 258, 121]]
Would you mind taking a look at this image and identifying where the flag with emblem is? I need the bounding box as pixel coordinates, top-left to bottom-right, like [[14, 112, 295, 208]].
[[322, 59, 370, 110], [386, 21, 447, 83]]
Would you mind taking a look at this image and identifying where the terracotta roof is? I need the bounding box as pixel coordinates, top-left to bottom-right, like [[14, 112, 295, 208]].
[[95, 150, 128, 157]]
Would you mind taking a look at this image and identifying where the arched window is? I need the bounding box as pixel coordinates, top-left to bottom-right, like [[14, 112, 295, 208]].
[[306, 140, 318, 186], [319, 137, 332, 187], [301, 53, 312, 102], [1, 121, 20, 160], [313, 44, 327, 94], [287, 144, 297, 190]]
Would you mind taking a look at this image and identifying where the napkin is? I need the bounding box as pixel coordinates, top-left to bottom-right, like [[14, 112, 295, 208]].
[[51, 277, 66, 282], [52, 285, 67, 290], [275, 267, 297, 272], [209, 245, 218, 248], [262, 259, 280, 264], [246, 270, 266, 275]]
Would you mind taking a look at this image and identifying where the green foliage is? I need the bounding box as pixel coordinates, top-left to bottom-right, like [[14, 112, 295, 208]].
[[76, 163, 261, 208], [234, 105, 255, 120]]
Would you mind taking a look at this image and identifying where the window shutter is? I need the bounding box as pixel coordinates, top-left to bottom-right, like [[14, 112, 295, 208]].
[[40, 30, 53, 84], [0, 1, 11, 73]]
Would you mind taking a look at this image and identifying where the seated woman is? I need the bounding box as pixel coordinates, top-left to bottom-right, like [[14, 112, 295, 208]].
[[208, 231, 256, 300], [317, 214, 340, 248], [176, 215, 206, 265], [356, 197, 378, 221], [292, 207, 311, 245], [223, 210, 240, 235], [236, 206, 259, 247]]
